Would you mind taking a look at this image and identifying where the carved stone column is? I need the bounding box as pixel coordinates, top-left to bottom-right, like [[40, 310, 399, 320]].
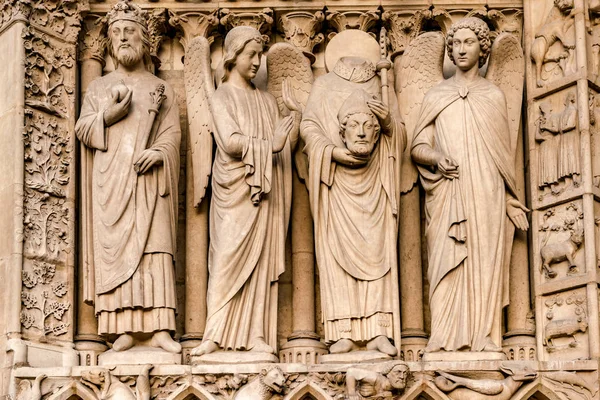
[[276, 10, 328, 364], [169, 9, 218, 364], [74, 13, 108, 367], [383, 9, 431, 361]]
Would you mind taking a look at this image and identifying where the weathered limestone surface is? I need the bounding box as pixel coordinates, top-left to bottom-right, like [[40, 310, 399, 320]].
[[3, 0, 600, 399]]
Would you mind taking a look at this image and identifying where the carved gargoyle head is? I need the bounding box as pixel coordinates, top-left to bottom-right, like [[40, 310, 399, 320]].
[[386, 363, 410, 390], [500, 364, 538, 382]]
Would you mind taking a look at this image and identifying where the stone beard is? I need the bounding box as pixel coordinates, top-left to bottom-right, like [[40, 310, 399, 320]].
[[75, 17, 181, 347], [301, 57, 403, 352]]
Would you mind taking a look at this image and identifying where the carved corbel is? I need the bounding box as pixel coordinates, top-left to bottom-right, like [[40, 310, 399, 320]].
[[382, 10, 432, 59], [79, 14, 107, 66], [277, 11, 324, 64], [0, 0, 32, 31], [220, 8, 274, 35], [325, 9, 380, 39], [168, 10, 219, 50]]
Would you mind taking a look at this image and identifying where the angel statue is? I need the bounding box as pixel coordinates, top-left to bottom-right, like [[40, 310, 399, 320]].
[[189, 26, 303, 359], [75, 0, 181, 354], [301, 30, 405, 358], [408, 17, 529, 354]]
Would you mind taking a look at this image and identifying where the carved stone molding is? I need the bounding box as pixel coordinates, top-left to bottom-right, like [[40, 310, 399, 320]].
[[277, 11, 324, 63], [326, 9, 380, 37], [220, 8, 274, 35], [79, 14, 106, 65], [168, 9, 219, 50], [21, 0, 88, 42]]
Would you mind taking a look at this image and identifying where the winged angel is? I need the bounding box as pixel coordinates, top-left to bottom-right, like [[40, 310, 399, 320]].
[[182, 25, 313, 357], [402, 17, 528, 353]]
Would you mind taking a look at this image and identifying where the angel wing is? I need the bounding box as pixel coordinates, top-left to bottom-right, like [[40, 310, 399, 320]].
[[184, 35, 215, 207], [485, 32, 524, 155], [266, 42, 314, 180], [397, 31, 445, 193]]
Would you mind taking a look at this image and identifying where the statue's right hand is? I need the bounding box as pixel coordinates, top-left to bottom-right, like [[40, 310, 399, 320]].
[[104, 88, 133, 127], [333, 147, 369, 168], [437, 156, 459, 179]]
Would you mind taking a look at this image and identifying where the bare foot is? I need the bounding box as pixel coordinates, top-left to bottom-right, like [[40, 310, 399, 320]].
[[150, 331, 181, 353], [329, 339, 358, 354], [113, 334, 134, 352], [191, 340, 219, 356], [366, 335, 397, 356], [249, 337, 274, 354]]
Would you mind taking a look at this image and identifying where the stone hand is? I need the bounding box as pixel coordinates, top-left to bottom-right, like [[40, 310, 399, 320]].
[[333, 147, 369, 168], [104, 88, 132, 127], [507, 198, 529, 231], [367, 99, 391, 125], [273, 115, 294, 153], [282, 79, 302, 113], [437, 156, 459, 179], [134, 149, 163, 174]]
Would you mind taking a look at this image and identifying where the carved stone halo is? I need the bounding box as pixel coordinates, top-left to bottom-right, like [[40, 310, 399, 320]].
[[325, 29, 380, 72]]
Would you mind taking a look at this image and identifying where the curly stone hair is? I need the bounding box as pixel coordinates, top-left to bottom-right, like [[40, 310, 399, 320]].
[[446, 17, 491, 68]]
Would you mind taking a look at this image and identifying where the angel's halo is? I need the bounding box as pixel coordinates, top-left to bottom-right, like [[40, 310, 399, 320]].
[[325, 30, 380, 72]]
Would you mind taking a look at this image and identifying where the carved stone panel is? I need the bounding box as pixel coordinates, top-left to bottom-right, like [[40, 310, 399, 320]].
[[529, 88, 582, 208], [526, 0, 577, 93], [540, 288, 589, 360]]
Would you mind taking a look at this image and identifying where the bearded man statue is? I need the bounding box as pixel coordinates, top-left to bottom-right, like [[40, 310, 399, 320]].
[[75, 0, 182, 354]]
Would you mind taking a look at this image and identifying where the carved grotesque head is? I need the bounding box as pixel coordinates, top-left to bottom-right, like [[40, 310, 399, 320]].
[[446, 17, 491, 69], [338, 90, 381, 158], [106, 0, 152, 69], [386, 363, 409, 390], [222, 26, 268, 83], [261, 366, 285, 393]]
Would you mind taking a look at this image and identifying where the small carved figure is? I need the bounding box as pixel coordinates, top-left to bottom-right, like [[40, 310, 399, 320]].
[[75, 0, 181, 354], [434, 364, 537, 400], [530, 0, 575, 87], [81, 365, 153, 400], [558, 92, 580, 184], [540, 226, 583, 279], [536, 102, 561, 193], [191, 26, 301, 358], [235, 367, 286, 400], [544, 318, 588, 350], [345, 363, 409, 399], [18, 374, 46, 400], [410, 17, 528, 354], [301, 30, 404, 357]]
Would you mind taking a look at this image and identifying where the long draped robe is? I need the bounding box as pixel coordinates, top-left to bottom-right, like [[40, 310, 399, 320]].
[[204, 82, 292, 351], [75, 71, 181, 336], [411, 77, 518, 352], [301, 60, 404, 344]]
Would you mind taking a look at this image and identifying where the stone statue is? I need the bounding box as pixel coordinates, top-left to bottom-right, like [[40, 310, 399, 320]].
[[557, 92, 579, 184], [345, 362, 409, 399], [409, 17, 528, 354], [75, 0, 181, 353], [301, 30, 404, 357], [191, 26, 301, 359]]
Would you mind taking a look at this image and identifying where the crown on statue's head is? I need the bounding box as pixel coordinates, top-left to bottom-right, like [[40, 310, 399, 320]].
[[107, 0, 147, 27]]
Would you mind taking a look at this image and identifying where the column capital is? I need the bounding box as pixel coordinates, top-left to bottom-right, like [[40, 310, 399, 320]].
[[79, 14, 107, 66], [220, 8, 274, 35], [168, 9, 219, 51], [325, 9, 380, 39], [277, 11, 324, 64], [382, 9, 432, 59]]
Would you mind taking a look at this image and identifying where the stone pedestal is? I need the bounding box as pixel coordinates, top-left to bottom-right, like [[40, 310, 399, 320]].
[[99, 348, 182, 366]]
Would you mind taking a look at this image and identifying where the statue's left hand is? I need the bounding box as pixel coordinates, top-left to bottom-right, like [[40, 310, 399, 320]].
[[367, 99, 391, 126], [282, 80, 302, 113], [134, 149, 163, 174], [507, 198, 529, 231]]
